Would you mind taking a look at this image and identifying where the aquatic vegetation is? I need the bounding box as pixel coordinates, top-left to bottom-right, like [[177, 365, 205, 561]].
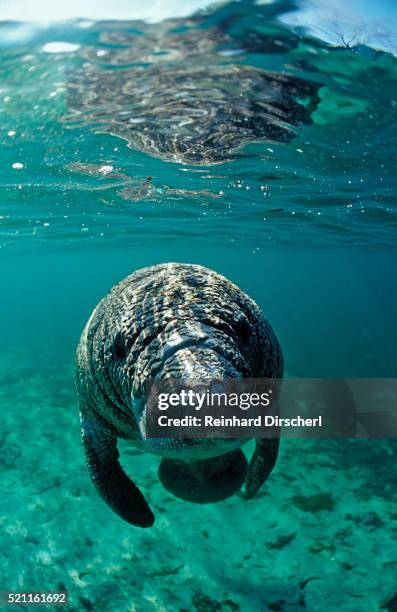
[[292, 492, 335, 512]]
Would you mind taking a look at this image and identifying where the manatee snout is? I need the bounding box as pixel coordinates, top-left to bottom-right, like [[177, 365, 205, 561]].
[[76, 263, 283, 526]]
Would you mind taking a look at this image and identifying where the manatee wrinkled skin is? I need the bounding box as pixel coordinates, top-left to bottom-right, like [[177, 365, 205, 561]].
[[75, 263, 283, 527]]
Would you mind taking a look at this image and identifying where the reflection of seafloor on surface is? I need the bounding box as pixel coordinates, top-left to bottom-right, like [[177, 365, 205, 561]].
[[2, 346, 396, 612]]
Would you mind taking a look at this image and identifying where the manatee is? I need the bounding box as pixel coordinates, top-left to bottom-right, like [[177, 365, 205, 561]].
[[75, 263, 283, 527]]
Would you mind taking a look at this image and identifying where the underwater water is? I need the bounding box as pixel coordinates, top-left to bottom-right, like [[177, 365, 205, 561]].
[[0, 1, 396, 610]]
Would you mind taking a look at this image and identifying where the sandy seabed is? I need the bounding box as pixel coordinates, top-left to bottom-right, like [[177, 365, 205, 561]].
[[1, 346, 396, 612]]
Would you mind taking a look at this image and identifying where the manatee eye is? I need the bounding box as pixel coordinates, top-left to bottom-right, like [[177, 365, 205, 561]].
[[235, 319, 251, 344], [113, 333, 127, 362]]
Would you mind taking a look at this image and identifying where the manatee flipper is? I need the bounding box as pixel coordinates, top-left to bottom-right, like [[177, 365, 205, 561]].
[[80, 411, 154, 527], [245, 438, 279, 498], [159, 449, 248, 503]]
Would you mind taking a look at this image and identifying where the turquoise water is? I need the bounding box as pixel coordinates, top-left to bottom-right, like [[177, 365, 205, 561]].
[[1, 1, 396, 610]]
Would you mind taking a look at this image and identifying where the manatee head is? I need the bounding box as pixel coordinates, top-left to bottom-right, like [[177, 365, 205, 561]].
[[100, 263, 283, 458]]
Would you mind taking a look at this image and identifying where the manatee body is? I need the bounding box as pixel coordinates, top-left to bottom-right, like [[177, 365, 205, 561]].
[[75, 263, 283, 527]]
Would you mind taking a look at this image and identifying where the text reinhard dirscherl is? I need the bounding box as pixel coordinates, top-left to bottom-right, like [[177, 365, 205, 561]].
[[157, 414, 322, 428], [156, 389, 321, 428], [144, 378, 397, 439], [145, 385, 323, 438]]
